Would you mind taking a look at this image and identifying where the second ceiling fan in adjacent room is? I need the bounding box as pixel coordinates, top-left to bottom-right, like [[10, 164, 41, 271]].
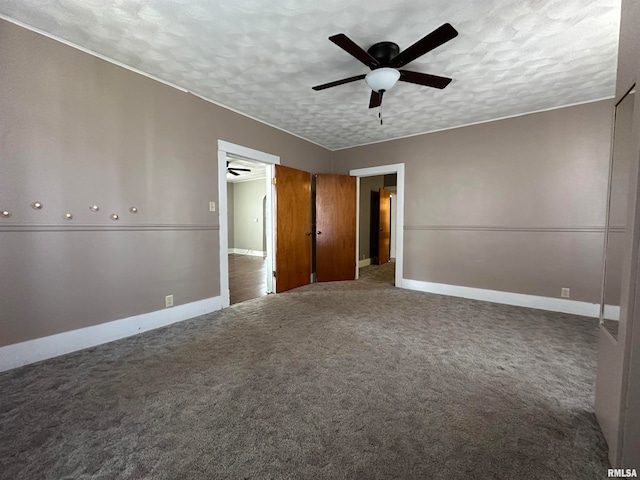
[[227, 161, 251, 177]]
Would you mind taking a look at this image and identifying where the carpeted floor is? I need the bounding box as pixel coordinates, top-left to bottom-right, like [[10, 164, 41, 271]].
[[359, 261, 395, 285], [0, 269, 609, 479]]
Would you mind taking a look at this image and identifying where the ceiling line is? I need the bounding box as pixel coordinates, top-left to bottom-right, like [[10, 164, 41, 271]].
[[332, 96, 615, 151], [0, 15, 187, 92], [0, 14, 330, 152], [0, 14, 616, 153]]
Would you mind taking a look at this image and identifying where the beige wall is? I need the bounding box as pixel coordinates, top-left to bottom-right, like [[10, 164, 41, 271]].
[[334, 100, 613, 303], [230, 179, 266, 253], [0, 20, 332, 347], [596, 0, 640, 467]]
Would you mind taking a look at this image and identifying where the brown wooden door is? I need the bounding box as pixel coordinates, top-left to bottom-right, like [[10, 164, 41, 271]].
[[316, 174, 357, 282], [275, 165, 311, 292], [378, 188, 391, 264]]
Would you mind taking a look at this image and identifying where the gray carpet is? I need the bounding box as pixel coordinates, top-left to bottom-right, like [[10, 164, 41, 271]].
[[359, 261, 395, 285], [0, 269, 609, 479]]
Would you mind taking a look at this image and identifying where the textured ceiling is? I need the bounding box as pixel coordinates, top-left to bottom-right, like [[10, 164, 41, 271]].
[[0, 0, 620, 150]]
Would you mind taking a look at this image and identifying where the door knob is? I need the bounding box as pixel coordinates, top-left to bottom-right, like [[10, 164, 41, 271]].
[[317, 231, 322, 235], [306, 232, 312, 236]]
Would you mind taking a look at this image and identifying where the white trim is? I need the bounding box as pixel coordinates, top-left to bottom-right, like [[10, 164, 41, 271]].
[[350, 163, 405, 288], [218, 141, 280, 165], [603, 304, 621, 321], [333, 97, 615, 151], [217, 141, 279, 297], [265, 164, 276, 293], [218, 150, 231, 307], [355, 177, 361, 279], [229, 248, 266, 257], [402, 279, 602, 317], [359, 258, 372, 268], [0, 296, 225, 372]]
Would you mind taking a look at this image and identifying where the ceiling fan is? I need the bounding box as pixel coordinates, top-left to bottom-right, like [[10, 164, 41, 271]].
[[227, 161, 251, 177], [312, 23, 458, 112]]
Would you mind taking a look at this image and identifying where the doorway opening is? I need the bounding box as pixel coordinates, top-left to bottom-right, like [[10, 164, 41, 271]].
[[217, 141, 280, 308], [227, 157, 269, 304], [350, 164, 405, 288], [355, 174, 397, 286]]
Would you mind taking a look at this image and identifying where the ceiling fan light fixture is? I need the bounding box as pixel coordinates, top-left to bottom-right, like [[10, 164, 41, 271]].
[[365, 67, 400, 92]]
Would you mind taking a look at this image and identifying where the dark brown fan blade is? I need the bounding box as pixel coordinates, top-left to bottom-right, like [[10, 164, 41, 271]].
[[391, 23, 458, 68], [312, 74, 366, 91], [329, 34, 380, 69], [399, 70, 452, 89], [229, 168, 251, 172], [228, 170, 240, 176], [369, 90, 383, 109]]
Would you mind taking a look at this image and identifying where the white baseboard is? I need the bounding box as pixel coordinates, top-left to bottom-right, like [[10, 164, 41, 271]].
[[0, 296, 225, 373], [358, 258, 372, 268], [603, 304, 621, 321], [229, 248, 266, 257], [401, 279, 601, 318]]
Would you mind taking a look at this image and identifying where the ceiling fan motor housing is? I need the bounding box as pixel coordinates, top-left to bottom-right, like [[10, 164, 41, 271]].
[[367, 42, 400, 67]]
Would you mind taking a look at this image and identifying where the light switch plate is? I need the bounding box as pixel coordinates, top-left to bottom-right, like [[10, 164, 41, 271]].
[[209, 201, 216, 212]]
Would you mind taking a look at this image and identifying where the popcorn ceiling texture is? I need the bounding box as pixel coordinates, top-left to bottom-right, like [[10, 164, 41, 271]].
[[0, 0, 620, 150]]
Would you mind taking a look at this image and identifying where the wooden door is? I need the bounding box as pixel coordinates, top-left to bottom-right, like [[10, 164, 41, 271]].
[[275, 165, 311, 292], [316, 174, 357, 282], [378, 188, 391, 264]]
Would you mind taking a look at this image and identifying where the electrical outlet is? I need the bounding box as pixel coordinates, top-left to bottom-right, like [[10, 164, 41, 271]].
[[209, 201, 216, 212], [561, 288, 570, 299], [165, 294, 174, 308]]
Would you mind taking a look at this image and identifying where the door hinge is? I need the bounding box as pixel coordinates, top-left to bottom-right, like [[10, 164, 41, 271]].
[[272, 177, 277, 185], [272, 270, 276, 278]]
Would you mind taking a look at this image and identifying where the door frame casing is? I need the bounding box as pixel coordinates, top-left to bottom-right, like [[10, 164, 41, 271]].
[[349, 164, 405, 287], [217, 140, 280, 306]]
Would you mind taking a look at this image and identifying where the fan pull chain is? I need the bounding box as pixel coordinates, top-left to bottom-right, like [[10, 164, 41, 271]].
[[379, 104, 383, 125]]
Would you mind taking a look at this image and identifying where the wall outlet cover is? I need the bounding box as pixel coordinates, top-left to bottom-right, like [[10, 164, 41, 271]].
[[561, 288, 570, 299], [165, 294, 174, 308]]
